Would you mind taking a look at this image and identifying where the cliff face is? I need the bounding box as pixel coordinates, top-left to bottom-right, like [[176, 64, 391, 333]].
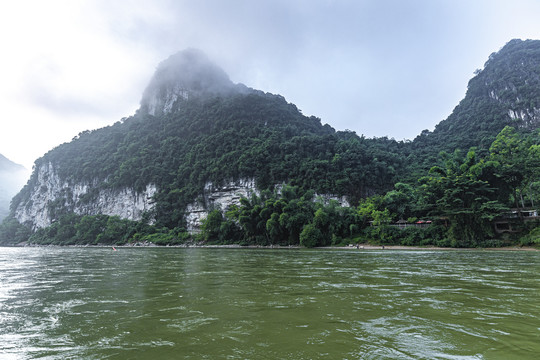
[[185, 178, 259, 232], [480, 39, 540, 129], [14, 162, 156, 229], [12, 160, 261, 232]]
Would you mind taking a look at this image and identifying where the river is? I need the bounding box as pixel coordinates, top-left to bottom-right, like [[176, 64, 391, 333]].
[[0, 247, 539, 359]]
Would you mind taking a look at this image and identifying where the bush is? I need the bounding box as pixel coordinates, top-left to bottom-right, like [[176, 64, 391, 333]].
[[519, 226, 540, 246], [300, 223, 323, 248]]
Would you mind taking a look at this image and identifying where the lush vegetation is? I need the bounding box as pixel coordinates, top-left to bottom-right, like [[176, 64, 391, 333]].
[[2, 39, 540, 247], [9, 91, 405, 235]]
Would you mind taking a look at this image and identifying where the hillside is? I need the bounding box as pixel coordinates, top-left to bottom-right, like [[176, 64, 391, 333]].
[[410, 39, 540, 170], [2, 39, 540, 247]]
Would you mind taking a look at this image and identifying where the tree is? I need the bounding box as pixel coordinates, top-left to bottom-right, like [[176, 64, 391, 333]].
[[200, 209, 224, 243], [383, 182, 415, 220], [488, 126, 528, 208], [299, 223, 323, 248], [418, 150, 507, 245]]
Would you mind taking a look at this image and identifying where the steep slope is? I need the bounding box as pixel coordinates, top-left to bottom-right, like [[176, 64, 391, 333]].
[[9, 49, 403, 233], [410, 39, 540, 169]]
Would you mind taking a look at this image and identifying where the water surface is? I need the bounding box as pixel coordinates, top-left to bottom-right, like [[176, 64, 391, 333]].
[[0, 247, 539, 359]]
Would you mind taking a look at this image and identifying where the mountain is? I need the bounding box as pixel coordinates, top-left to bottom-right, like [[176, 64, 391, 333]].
[[0, 154, 27, 221], [139, 48, 251, 116], [411, 39, 540, 169], [3, 39, 540, 246], [7, 49, 403, 237]]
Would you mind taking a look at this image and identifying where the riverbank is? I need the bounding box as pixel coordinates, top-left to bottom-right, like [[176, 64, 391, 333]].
[[108, 242, 539, 251], [330, 244, 539, 251], [6, 242, 539, 251]]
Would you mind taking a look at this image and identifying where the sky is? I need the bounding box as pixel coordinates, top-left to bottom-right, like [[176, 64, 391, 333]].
[[1, 0, 540, 171]]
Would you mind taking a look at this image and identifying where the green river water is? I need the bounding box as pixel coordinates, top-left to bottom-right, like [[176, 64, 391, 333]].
[[0, 247, 539, 359]]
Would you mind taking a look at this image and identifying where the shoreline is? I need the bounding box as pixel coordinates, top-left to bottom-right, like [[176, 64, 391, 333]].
[[328, 244, 539, 251], [6, 242, 538, 251]]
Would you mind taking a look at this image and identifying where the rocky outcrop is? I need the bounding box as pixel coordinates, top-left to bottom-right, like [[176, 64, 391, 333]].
[[14, 162, 156, 229], [13, 161, 350, 234], [185, 179, 258, 232], [507, 107, 540, 128], [184, 179, 351, 232]]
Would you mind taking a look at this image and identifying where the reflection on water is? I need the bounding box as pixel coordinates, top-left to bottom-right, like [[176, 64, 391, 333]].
[[0, 247, 539, 359]]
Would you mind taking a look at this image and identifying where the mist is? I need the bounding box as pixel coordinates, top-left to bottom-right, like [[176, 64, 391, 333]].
[[0, 155, 29, 221]]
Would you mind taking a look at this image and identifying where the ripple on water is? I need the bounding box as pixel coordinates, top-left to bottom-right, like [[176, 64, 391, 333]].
[[1, 248, 539, 359]]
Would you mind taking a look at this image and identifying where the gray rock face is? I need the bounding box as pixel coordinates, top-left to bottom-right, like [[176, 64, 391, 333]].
[[14, 162, 156, 229], [186, 179, 258, 233], [507, 107, 540, 128], [13, 161, 260, 233]]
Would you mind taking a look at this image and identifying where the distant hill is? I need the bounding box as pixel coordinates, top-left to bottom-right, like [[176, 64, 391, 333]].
[[0, 154, 25, 173], [0, 154, 27, 221]]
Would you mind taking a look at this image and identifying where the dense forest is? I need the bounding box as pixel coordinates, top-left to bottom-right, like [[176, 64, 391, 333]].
[[2, 39, 540, 247]]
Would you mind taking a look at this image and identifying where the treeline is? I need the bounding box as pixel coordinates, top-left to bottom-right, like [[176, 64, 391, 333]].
[[199, 125, 540, 247], [0, 213, 189, 246], [2, 125, 540, 247]]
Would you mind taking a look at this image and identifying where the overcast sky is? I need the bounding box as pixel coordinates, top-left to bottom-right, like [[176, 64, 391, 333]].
[[1, 0, 540, 170]]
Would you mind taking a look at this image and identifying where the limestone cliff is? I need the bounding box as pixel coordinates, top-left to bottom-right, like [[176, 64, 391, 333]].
[[14, 162, 156, 229], [14, 165, 263, 233], [185, 179, 259, 232]]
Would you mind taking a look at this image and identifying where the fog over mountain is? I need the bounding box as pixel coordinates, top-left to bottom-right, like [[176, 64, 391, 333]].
[[140, 49, 250, 116], [0, 154, 28, 221]]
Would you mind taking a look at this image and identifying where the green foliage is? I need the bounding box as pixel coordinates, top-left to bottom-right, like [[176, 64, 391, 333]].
[[0, 216, 32, 245], [418, 150, 507, 243], [299, 223, 323, 248], [519, 225, 540, 246], [195, 185, 361, 247], [12, 92, 404, 231], [4, 213, 190, 246]]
